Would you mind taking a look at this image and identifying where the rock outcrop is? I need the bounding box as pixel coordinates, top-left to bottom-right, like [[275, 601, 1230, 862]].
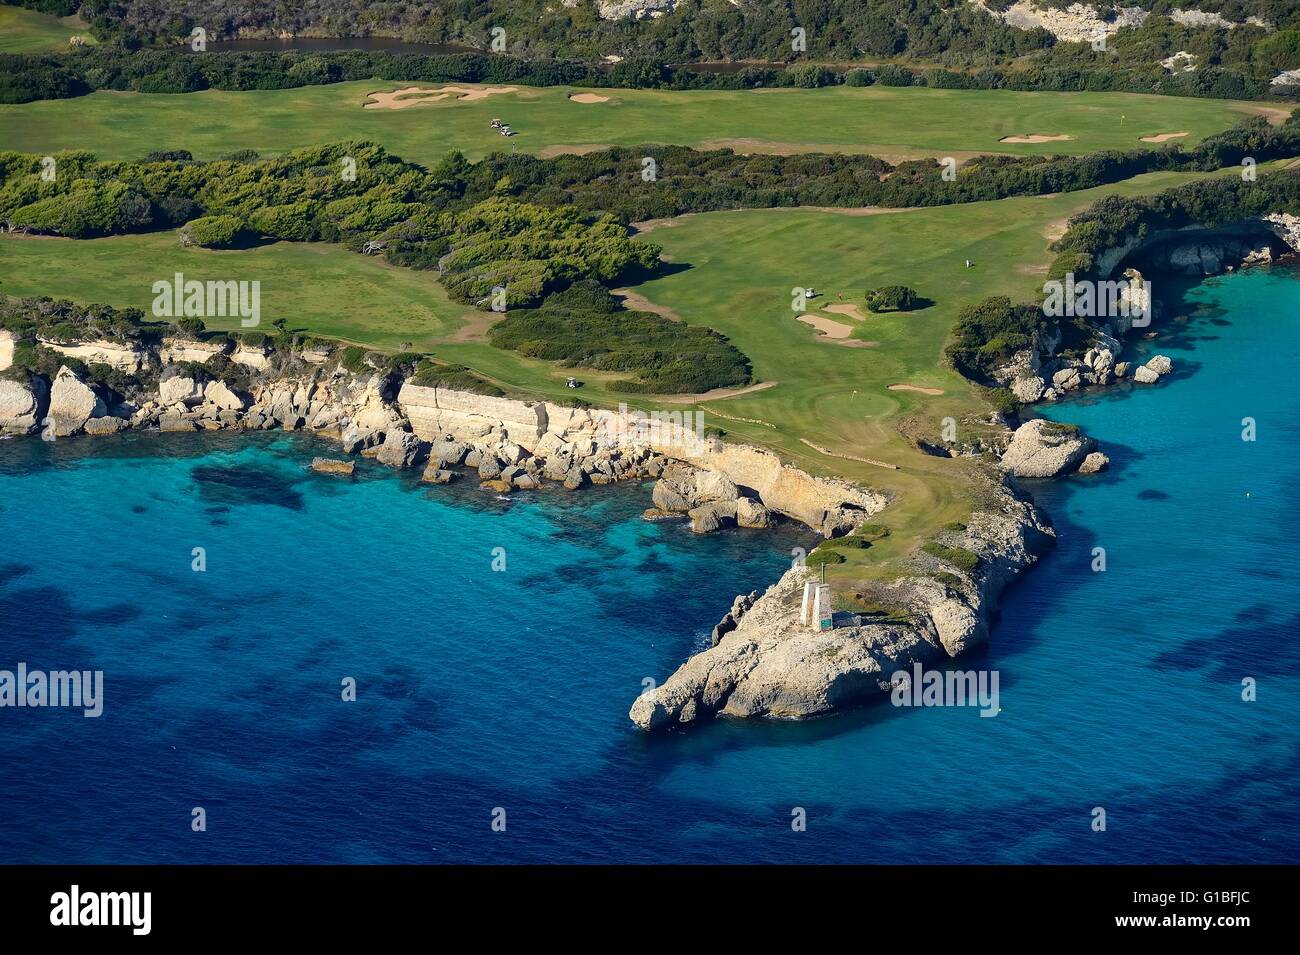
[[631, 477, 1054, 729], [48, 366, 105, 436], [0, 377, 46, 435], [999, 419, 1096, 478]]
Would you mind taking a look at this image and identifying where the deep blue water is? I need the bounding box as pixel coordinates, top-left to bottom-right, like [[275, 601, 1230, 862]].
[[1, 267, 1298, 864]]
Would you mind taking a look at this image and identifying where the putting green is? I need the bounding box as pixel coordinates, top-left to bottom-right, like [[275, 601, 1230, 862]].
[[0, 80, 1279, 164]]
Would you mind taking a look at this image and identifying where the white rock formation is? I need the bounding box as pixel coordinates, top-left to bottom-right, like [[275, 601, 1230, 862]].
[[973, 1, 1148, 44], [999, 418, 1096, 478], [37, 338, 146, 373], [48, 366, 106, 436], [0, 377, 44, 434]]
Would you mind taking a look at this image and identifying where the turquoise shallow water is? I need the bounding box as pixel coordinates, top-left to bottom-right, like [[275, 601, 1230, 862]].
[[1, 266, 1298, 863]]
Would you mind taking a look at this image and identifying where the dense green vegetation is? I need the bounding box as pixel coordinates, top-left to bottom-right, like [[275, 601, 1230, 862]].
[[0, 28, 1294, 106], [866, 285, 919, 312], [486, 280, 750, 394], [17, 0, 1300, 82]]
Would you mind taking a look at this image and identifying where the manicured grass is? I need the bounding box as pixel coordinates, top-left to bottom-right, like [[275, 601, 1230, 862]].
[[0, 4, 93, 53], [0, 230, 467, 350], [0, 80, 1277, 164], [611, 167, 1243, 582]]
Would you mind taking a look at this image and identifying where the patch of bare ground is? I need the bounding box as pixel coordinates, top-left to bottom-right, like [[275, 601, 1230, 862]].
[[659, 380, 779, 403], [1238, 103, 1293, 126], [449, 311, 501, 342], [613, 287, 682, 322]]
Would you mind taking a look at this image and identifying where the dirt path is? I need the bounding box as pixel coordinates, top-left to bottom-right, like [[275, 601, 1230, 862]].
[[888, 383, 945, 395], [799, 438, 899, 470], [659, 380, 778, 403]]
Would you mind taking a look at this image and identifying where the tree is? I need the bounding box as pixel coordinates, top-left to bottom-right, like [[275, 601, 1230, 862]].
[[866, 285, 918, 312]]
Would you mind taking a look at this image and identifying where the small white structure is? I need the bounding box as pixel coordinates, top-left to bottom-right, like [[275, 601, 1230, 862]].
[[800, 581, 834, 632]]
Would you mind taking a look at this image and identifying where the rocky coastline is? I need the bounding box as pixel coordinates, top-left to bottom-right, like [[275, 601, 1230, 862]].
[[993, 213, 1300, 410], [15, 213, 1273, 735]]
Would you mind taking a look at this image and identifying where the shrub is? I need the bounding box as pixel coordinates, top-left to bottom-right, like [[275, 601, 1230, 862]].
[[865, 285, 918, 312], [180, 214, 249, 249]]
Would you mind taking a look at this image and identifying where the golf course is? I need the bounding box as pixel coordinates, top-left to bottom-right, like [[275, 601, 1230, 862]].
[[3, 63, 1298, 589], [0, 79, 1282, 164]]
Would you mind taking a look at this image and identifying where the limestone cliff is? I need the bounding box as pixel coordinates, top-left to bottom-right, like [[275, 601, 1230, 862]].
[[630, 475, 1054, 729]]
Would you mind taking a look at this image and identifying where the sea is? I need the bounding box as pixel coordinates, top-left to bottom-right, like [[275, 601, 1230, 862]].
[[1, 266, 1297, 863]]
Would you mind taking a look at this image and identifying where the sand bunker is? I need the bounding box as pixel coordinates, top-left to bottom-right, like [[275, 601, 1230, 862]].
[[568, 92, 610, 104], [824, 302, 867, 322], [797, 313, 875, 347], [888, 383, 944, 396], [363, 85, 519, 109], [1140, 131, 1189, 143], [999, 134, 1074, 144], [0, 331, 13, 372]]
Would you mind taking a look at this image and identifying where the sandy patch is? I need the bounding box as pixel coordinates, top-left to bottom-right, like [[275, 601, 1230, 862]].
[[1042, 216, 1070, 242], [999, 134, 1074, 144], [660, 381, 779, 403], [824, 302, 867, 322], [538, 143, 614, 158], [614, 288, 682, 322], [0, 331, 14, 372], [1139, 131, 1189, 143], [888, 383, 944, 395], [363, 85, 519, 109], [568, 92, 610, 104], [797, 313, 876, 346]]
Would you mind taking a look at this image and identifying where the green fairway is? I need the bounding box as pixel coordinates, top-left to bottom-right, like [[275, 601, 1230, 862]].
[[0, 80, 1279, 164], [0, 4, 93, 53], [0, 230, 467, 350], [602, 168, 1241, 580]]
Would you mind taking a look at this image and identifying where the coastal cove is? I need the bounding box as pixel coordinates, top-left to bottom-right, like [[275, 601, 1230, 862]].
[[0, 266, 1297, 862]]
